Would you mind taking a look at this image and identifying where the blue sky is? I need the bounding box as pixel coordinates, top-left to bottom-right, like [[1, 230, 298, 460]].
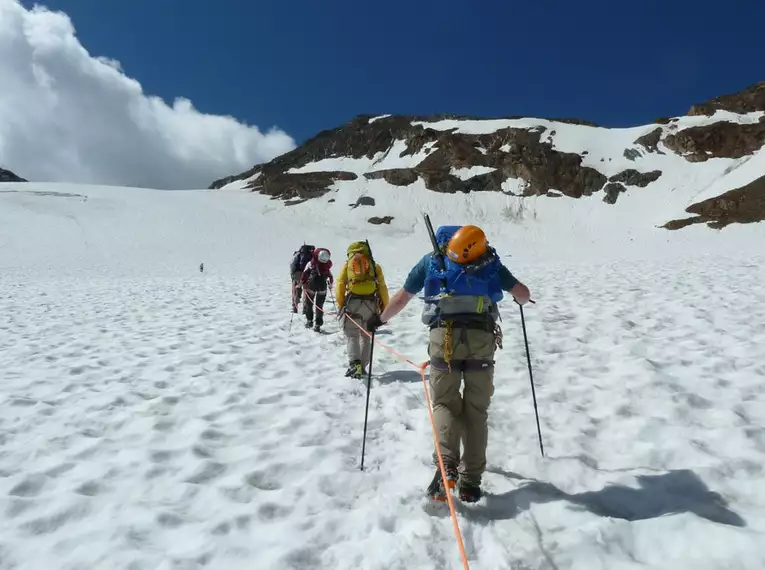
[[18, 0, 765, 144]]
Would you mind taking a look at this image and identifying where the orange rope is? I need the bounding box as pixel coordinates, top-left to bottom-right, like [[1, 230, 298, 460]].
[[299, 287, 471, 570], [419, 362, 470, 570]]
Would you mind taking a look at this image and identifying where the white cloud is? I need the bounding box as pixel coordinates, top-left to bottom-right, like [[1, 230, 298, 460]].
[[0, 0, 296, 189]]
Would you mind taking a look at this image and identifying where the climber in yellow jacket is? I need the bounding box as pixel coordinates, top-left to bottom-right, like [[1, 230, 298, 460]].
[[335, 241, 390, 379]]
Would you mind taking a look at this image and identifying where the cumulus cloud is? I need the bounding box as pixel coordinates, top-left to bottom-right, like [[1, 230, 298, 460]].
[[0, 0, 296, 189]]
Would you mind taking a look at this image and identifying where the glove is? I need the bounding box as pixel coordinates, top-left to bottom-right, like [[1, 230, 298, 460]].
[[367, 314, 384, 331]]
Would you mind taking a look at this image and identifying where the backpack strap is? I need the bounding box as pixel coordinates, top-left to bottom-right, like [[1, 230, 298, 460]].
[[364, 240, 379, 285]]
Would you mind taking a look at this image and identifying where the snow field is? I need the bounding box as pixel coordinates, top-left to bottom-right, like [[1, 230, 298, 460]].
[[1, 182, 765, 569]]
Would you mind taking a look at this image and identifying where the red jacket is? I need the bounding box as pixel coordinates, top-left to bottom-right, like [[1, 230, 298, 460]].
[[301, 251, 333, 288]]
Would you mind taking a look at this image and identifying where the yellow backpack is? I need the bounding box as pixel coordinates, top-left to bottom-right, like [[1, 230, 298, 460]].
[[346, 241, 377, 296]]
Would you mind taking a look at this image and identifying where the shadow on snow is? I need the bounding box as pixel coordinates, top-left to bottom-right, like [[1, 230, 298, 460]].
[[467, 468, 745, 527], [375, 370, 423, 385]]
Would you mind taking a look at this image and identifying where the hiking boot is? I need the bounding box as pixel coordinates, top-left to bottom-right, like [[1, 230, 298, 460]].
[[426, 464, 458, 502], [305, 320, 313, 329], [345, 361, 364, 379], [458, 479, 482, 503], [313, 324, 321, 333]]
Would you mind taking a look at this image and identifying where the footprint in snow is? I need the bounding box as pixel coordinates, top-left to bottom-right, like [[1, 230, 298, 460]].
[[256, 393, 283, 405], [156, 512, 184, 528], [200, 428, 228, 442], [23, 502, 90, 535], [185, 461, 226, 485], [74, 480, 103, 496], [245, 470, 282, 491], [9, 474, 48, 497], [257, 502, 293, 521], [149, 449, 182, 463], [153, 419, 175, 432]]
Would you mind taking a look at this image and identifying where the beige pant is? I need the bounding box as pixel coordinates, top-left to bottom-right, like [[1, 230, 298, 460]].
[[342, 296, 378, 369], [428, 326, 496, 485]]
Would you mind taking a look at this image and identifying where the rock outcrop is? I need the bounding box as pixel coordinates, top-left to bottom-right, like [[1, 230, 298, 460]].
[[609, 169, 662, 187], [249, 171, 357, 201], [364, 169, 419, 186], [664, 174, 765, 230], [663, 120, 765, 162], [687, 82, 765, 116], [603, 182, 627, 205], [0, 168, 27, 183], [368, 216, 394, 225], [634, 128, 663, 153]]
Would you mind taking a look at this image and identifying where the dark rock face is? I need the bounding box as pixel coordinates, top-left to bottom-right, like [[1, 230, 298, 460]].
[[207, 173, 239, 189], [476, 128, 607, 198], [634, 128, 663, 153], [250, 171, 357, 201], [350, 196, 375, 208], [368, 216, 394, 225], [210, 115, 596, 193], [663, 121, 765, 162], [609, 169, 662, 187], [687, 82, 765, 116], [603, 182, 627, 205], [419, 170, 466, 194], [211, 117, 609, 201], [364, 169, 418, 186], [664, 174, 765, 229], [0, 168, 27, 182]]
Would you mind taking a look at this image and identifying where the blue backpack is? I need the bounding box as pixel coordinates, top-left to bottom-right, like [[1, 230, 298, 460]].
[[422, 226, 503, 325]]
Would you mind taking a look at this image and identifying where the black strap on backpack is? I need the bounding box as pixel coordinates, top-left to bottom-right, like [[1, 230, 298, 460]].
[[423, 214, 448, 291], [364, 240, 377, 281]]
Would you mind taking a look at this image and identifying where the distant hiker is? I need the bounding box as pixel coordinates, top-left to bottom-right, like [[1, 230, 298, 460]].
[[375, 224, 530, 503], [290, 244, 315, 313], [199, 263, 204, 273], [335, 241, 389, 379], [301, 248, 334, 332]]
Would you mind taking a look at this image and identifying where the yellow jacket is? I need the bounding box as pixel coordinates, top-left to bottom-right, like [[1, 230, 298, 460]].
[[335, 262, 390, 311]]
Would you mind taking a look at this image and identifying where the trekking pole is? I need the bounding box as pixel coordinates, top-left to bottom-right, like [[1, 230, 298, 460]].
[[360, 329, 376, 471], [288, 281, 297, 333], [328, 288, 337, 310], [519, 302, 544, 457]]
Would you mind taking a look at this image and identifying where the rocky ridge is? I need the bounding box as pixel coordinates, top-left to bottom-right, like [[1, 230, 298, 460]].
[[212, 82, 765, 229]]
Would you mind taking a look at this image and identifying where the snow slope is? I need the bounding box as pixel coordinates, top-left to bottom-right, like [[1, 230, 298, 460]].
[[2, 181, 765, 570]]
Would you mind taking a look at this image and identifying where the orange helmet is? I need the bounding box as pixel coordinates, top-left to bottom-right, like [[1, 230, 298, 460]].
[[446, 225, 488, 264]]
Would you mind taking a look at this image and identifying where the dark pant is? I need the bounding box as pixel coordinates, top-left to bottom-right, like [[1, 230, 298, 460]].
[[304, 289, 327, 326]]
